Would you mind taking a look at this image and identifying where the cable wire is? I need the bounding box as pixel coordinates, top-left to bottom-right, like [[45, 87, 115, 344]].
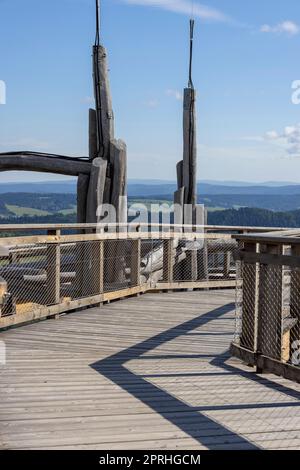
[[95, 0, 100, 46], [188, 18, 196, 206], [188, 19, 195, 90]]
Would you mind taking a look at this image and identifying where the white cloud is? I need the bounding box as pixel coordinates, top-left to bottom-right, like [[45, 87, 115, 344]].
[[143, 99, 159, 108], [261, 21, 300, 36], [265, 130, 279, 140], [122, 0, 229, 22], [264, 124, 300, 156], [240, 136, 264, 143], [0, 138, 50, 150], [166, 89, 183, 100], [81, 96, 94, 104]]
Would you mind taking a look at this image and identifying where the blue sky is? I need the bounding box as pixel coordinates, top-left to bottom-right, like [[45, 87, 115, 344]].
[[1, 0, 300, 182]]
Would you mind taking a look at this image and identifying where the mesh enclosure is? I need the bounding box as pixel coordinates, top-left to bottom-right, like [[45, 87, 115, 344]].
[[233, 241, 300, 371], [173, 237, 239, 282], [0, 233, 239, 321]]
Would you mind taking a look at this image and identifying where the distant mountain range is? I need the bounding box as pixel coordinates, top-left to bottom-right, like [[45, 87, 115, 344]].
[[1, 179, 300, 196], [0, 180, 77, 194]]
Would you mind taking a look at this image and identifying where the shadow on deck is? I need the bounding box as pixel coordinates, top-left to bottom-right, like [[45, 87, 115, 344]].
[[92, 302, 260, 450], [1, 290, 300, 449]]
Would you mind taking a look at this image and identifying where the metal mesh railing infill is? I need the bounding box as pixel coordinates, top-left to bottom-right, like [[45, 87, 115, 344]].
[[233, 236, 300, 381], [0, 232, 239, 324]]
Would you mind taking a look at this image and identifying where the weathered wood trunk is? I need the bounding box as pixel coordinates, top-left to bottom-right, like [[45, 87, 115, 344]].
[[172, 81, 204, 281], [93, 45, 114, 160], [86, 158, 107, 224], [89, 108, 98, 161], [182, 88, 197, 207], [77, 174, 89, 225], [110, 139, 127, 225], [106, 139, 128, 283], [0, 153, 91, 176], [176, 161, 184, 189]]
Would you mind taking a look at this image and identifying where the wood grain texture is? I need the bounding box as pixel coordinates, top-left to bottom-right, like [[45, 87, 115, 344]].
[[1, 290, 300, 450], [0, 153, 91, 176]]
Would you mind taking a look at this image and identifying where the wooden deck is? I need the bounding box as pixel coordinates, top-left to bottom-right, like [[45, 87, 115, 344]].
[[1, 290, 300, 450]]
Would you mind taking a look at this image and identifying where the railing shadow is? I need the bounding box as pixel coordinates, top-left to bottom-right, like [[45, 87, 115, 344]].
[[211, 353, 300, 403], [91, 302, 262, 450]]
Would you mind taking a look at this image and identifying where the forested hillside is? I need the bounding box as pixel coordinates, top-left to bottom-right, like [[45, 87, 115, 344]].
[[0, 191, 300, 229], [208, 207, 300, 227]]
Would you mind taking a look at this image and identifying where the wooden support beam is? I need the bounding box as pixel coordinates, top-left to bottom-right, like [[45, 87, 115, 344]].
[[46, 230, 61, 305], [110, 139, 127, 224], [223, 251, 231, 279], [77, 173, 89, 225], [131, 239, 141, 287], [91, 240, 104, 295], [185, 248, 198, 282], [163, 239, 174, 283], [105, 141, 127, 284], [0, 277, 7, 318], [0, 153, 91, 176], [176, 161, 184, 189], [89, 108, 98, 161], [240, 242, 259, 351], [182, 88, 197, 206], [93, 45, 114, 160], [86, 157, 107, 224], [258, 243, 283, 361], [197, 243, 209, 281], [289, 245, 300, 364]]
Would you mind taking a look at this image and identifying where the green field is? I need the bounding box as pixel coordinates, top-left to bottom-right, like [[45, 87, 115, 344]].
[[5, 205, 50, 217], [57, 205, 77, 215]]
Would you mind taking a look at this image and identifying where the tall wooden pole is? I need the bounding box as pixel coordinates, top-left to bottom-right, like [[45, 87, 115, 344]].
[[88, 0, 127, 225], [93, 44, 115, 160], [174, 19, 197, 222], [182, 87, 197, 207]]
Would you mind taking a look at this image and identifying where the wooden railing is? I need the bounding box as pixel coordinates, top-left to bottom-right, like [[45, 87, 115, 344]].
[[0, 222, 292, 235], [231, 229, 300, 383], [0, 223, 293, 330]]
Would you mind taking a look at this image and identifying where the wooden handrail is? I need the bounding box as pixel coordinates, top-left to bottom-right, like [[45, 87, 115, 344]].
[[0, 222, 291, 233], [0, 231, 233, 247], [234, 229, 300, 245]]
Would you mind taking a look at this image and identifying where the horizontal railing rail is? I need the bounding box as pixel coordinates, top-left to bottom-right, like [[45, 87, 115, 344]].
[[231, 230, 300, 384], [0, 223, 293, 234]]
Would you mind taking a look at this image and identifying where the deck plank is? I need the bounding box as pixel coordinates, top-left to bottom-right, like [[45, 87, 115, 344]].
[[1, 290, 300, 450]]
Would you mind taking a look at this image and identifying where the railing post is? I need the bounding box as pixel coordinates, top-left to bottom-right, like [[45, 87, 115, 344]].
[[0, 278, 7, 318], [240, 242, 259, 352], [131, 237, 141, 287], [93, 239, 104, 295], [289, 244, 300, 364], [258, 243, 283, 362], [46, 230, 61, 305], [163, 238, 174, 284], [223, 251, 231, 279], [9, 251, 18, 265]]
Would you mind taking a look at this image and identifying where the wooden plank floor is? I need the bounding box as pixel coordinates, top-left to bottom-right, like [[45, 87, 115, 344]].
[[1, 290, 300, 450]]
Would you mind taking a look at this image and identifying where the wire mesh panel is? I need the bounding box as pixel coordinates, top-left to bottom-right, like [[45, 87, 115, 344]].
[[173, 236, 238, 283], [0, 230, 240, 328], [232, 237, 300, 381], [259, 247, 283, 361], [289, 248, 300, 367], [104, 240, 130, 292], [0, 244, 53, 316], [62, 240, 104, 299], [238, 260, 258, 351]]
